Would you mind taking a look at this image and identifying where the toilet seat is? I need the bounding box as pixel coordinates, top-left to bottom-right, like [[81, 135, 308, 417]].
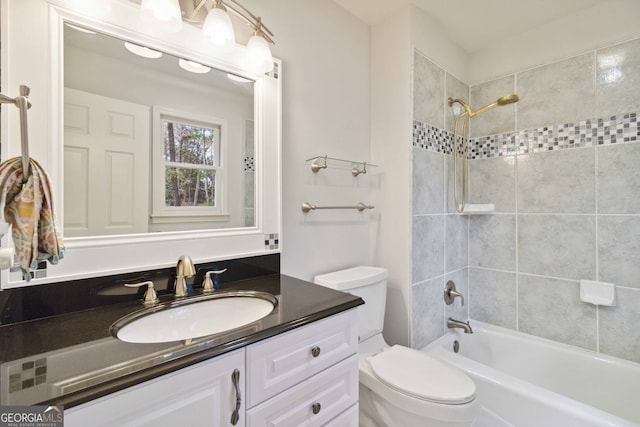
[[368, 345, 476, 405]]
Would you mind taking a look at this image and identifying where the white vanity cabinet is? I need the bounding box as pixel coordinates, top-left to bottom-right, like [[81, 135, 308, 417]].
[[63, 309, 359, 427], [64, 348, 246, 427], [246, 310, 359, 426]]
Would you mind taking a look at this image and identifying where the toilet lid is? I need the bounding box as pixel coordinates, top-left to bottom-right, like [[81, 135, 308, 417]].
[[368, 345, 476, 404]]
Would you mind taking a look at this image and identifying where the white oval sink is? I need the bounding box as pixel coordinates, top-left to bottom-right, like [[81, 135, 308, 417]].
[[111, 291, 277, 344]]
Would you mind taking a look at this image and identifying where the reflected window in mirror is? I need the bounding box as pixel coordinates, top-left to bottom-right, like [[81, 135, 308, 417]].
[[63, 23, 256, 238], [152, 109, 228, 224]]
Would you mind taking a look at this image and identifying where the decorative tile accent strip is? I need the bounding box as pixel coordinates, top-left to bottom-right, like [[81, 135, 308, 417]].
[[244, 155, 255, 172], [264, 233, 279, 250], [8, 357, 47, 393], [9, 261, 47, 282], [412, 120, 463, 156], [413, 112, 639, 159]]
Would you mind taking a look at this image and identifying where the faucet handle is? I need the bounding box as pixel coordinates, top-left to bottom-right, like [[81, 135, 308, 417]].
[[125, 281, 159, 306], [202, 268, 228, 293], [444, 280, 464, 306]]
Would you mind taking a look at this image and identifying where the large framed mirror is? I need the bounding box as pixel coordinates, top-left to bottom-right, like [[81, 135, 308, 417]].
[[64, 25, 256, 236], [0, 0, 281, 288]]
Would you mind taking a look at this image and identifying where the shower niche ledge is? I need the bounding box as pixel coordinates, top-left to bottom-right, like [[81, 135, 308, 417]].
[[459, 204, 495, 215]]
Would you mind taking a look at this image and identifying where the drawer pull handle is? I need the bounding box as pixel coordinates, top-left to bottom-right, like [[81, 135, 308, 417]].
[[312, 402, 322, 415], [231, 369, 241, 425], [311, 346, 321, 358]]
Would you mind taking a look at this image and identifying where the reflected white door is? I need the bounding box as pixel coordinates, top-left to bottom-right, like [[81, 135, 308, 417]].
[[64, 88, 150, 236]]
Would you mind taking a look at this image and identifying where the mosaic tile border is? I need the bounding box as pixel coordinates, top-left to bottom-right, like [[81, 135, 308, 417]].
[[413, 112, 639, 159], [244, 155, 255, 172], [413, 121, 464, 156], [264, 233, 279, 250], [8, 357, 47, 393]]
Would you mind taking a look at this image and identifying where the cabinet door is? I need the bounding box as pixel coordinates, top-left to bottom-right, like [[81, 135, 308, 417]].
[[65, 348, 245, 427]]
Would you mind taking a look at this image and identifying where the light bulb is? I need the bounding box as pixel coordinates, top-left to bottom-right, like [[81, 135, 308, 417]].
[[140, 0, 182, 33], [202, 7, 235, 46], [245, 34, 274, 74]]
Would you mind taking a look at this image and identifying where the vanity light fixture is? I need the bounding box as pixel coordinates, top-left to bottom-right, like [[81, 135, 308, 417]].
[[245, 17, 274, 74], [140, 0, 183, 33], [178, 58, 211, 74], [140, 0, 275, 73], [202, 0, 235, 46], [124, 41, 163, 59]]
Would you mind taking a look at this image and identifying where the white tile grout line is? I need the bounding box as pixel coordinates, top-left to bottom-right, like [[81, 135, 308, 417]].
[[594, 144, 600, 353], [514, 72, 519, 334], [469, 265, 640, 292], [515, 150, 519, 332]]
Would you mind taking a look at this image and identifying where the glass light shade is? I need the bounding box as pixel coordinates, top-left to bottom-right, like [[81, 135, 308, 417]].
[[178, 59, 211, 74], [245, 34, 274, 74], [202, 7, 235, 46], [140, 0, 182, 33], [124, 42, 163, 59]]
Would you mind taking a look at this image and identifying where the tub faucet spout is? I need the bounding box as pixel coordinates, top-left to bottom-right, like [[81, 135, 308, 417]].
[[447, 317, 473, 334]]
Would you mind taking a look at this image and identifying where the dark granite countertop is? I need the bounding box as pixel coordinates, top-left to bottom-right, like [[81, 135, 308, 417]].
[[0, 274, 363, 409]]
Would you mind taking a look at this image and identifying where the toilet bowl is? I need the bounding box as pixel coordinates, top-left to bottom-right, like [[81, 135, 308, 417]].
[[314, 266, 478, 427]]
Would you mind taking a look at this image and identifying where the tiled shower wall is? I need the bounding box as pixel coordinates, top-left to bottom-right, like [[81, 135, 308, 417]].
[[411, 37, 640, 363], [411, 50, 471, 349]]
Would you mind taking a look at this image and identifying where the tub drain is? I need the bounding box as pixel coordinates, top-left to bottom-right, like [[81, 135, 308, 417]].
[[453, 340, 459, 353]]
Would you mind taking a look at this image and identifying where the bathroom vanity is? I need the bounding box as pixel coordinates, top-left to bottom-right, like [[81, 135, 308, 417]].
[[0, 270, 363, 427]]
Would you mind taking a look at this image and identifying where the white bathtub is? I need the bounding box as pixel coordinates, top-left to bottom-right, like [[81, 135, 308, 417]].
[[423, 321, 640, 427]]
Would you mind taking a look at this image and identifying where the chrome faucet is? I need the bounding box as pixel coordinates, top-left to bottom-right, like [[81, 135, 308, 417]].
[[447, 317, 473, 334], [174, 255, 196, 298]]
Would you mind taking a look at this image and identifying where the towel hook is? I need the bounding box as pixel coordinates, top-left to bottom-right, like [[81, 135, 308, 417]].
[[0, 85, 32, 183]]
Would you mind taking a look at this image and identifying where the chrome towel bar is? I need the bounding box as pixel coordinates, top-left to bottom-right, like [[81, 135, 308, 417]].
[[301, 202, 374, 213]]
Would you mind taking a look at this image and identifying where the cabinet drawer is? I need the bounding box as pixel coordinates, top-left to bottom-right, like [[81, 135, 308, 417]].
[[246, 354, 358, 427], [246, 309, 358, 407], [324, 404, 358, 427]]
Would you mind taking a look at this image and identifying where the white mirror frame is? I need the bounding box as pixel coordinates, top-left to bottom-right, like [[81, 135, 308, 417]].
[[0, 0, 281, 288]]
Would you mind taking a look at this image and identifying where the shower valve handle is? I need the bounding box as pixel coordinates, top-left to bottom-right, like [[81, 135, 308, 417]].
[[444, 280, 464, 306]]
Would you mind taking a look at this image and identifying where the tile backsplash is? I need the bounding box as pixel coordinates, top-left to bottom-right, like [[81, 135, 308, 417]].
[[410, 37, 640, 363]]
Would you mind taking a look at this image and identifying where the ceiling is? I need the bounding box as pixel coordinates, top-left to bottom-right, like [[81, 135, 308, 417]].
[[332, 0, 607, 53]]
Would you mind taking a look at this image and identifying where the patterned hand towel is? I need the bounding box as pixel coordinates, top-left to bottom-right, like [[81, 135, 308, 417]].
[[0, 157, 65, 281]]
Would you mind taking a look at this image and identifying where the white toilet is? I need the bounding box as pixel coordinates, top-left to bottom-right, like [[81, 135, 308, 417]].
[[314, 266, 479, 427]]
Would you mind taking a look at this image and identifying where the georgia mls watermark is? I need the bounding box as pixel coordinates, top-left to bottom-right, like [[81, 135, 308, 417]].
[[0, 406, 63, 427]]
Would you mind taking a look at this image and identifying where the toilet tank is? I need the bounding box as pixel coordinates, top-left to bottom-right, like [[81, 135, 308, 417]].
[[314, 266, 388, 342]]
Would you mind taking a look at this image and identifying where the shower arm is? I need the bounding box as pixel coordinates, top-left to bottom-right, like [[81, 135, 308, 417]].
[[468, 101, 499, 117]]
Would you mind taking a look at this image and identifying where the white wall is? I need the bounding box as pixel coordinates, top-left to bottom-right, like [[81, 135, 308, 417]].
[[242, 0, 372, 281], [410, 6, 468, 86], [370, 7, 412, 346]]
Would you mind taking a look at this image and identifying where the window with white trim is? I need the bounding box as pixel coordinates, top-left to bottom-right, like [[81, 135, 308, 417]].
[[152, 108, 228, 223]]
